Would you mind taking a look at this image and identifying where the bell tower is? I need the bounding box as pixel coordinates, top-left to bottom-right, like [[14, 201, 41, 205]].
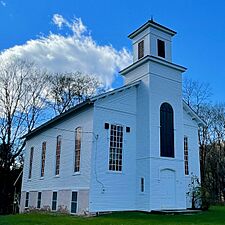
[[128, 19, 176, 63], [120, 20, 187, 210]]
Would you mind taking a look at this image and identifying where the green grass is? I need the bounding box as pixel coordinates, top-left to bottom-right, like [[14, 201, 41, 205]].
[[0, 206, 225, 225]]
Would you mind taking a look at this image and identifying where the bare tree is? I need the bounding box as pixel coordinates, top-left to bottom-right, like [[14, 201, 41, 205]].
[[0, 58, 48, 214], [183, 77, 212, 114], [183, 78, 225, 205], [47, 72, 104, 115], [0, 59, 48, 168]]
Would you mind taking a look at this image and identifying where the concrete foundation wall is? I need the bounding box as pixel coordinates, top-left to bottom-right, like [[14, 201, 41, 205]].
[[20, 189, 89, 214]]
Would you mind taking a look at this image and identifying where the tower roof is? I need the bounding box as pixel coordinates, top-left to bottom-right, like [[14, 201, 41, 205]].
[[128, 19, 177, 39]]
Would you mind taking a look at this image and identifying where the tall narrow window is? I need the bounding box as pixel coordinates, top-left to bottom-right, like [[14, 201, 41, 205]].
[[37, 192, 42, 209], [71, 191, 78, 213], [141, 177, 145, 193], [41, 142, 46, 177], [109, 124, 123, 171], [157, 39, 165, 58], [28, 147, 34, 179], [74, 127, 82, 173], [184, 136, 189, 175], [138, 40, 144, 59], [55, 135, 61, 176], [52, 192, 57, 211], [25, 192, 29, 208], [160, 103, 174, 157]]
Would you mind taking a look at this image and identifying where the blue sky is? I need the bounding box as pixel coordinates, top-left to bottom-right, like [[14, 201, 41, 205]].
[[1, 0, 225, 102]]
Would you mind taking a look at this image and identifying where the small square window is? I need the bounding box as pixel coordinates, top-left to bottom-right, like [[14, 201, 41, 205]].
[[126, 127, 130, 133], [105, 123, 109, 129], [157, 39, 165, 58]]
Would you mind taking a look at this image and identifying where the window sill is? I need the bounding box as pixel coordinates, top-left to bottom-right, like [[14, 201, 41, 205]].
[[27, 179, 31, 182], [107, 171, 123, 175], [159, 156, 175, 160], [73, 172, 81, 176], [54, 175, 60, 178], [40, 177, 44, 180]]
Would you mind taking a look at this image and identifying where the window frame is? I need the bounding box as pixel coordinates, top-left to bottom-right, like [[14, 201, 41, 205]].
[[141, 177, 145, 193], [108, 124, 124, 172], [51, 191, 57, 211], [160, 102, 175, 158], [184, 136, 189, 175], [74, 127, 82, 173], [55, 135, 62, 176], [40, 142, 46, 177], [25, 192, 29, 208], [71, 191, 78, 214], [28, 147, 34, 179], [37, 192, 42, 209], [138, 40, 144, 59], [157, 39, 165, 58]]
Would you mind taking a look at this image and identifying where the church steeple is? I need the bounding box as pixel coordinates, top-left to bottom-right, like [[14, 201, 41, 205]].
[[128, 20, 176, 63]]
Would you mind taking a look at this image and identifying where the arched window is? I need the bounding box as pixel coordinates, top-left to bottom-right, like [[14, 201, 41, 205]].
[[160, 102, 174, 157], [74, 127, 82, 173]]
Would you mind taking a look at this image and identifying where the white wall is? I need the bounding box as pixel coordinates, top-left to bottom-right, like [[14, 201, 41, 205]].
[[89, 86, 138, 212], [183, 109, 201, 208], [21, 107, 94, 212], [148, 59, 186, 210]]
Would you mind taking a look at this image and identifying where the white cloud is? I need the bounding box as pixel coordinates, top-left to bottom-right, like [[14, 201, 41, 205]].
[[0, 15, 132, 87], [52, 14, 67, 29], [0, 1, 6, 7]]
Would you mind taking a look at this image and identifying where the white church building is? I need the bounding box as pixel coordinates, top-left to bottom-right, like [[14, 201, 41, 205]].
[[20, 20, 204, 214]]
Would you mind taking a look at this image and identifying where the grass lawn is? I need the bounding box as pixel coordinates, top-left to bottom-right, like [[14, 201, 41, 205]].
[[0, 206, 225, 225]]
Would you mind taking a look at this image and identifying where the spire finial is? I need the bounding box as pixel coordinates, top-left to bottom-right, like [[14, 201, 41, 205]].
[[150, 15, 154, 21]]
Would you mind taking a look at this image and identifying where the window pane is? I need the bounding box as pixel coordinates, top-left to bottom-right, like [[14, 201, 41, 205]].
[[72, 192, 77, 201], [109, 124, 123, 171], [52, 201, 57, 211], [71, 202, 77, 213]]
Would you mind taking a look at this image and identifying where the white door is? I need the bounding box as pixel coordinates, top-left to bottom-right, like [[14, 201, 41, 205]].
[[160, 169, 176, 209]]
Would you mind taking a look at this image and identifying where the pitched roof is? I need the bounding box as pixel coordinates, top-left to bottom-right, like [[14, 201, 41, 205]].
[[183, 101, 206, 126], [24, 80, 205, 140], [128, 20, 177, 39], [24, 81, 140, 140]]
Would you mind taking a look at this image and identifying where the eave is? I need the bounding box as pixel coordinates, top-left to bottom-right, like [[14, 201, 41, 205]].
[[128, 20, 177, 39], [120, 55, 187, 76]]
